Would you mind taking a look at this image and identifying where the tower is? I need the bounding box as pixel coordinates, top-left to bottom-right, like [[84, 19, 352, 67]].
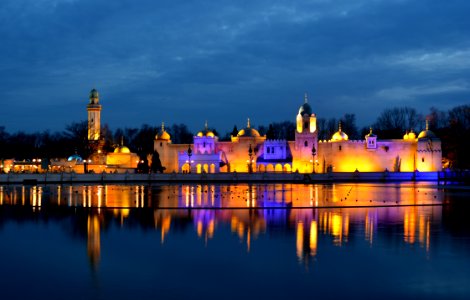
[[87, 89, 102, 141], [294, 93, 318, 173]]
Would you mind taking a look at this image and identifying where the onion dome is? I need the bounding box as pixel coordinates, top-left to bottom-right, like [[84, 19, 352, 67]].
[[114, 136, 131, 153], [404, 129, 417, 140], [67, 154, 83, 162], [418, 120, 437, 139], [114, 146, 130, 153], [365, 127, 376, 138], [156, 122, 171, 141], [298, 93, 313, 116], [331, 121, 349, 141], [89, 88, 99, 99], [197, 121, 216, 137], [237, 118, 260, 137]]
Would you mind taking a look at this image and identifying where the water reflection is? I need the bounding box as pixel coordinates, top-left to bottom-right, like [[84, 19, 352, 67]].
[[0, 183, 468, 299], [0, 182, 444, 209], [0, 183, 449, 266]]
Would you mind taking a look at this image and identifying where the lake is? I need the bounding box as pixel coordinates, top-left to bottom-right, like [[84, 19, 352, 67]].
[[0, 182, 469, 299]]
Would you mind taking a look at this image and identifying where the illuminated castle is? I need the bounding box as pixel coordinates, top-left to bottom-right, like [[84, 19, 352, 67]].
[[155, 94, 442, 173]]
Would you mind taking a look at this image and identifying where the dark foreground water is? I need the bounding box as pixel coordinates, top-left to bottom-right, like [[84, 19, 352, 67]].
[[0, 182, 469, 300]]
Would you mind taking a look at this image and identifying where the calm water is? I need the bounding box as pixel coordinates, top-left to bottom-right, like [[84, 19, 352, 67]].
[[0, 182, 469, 300]]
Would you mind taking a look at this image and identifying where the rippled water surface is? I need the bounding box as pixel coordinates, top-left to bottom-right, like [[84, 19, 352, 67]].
[[0, 182, 469, 299]]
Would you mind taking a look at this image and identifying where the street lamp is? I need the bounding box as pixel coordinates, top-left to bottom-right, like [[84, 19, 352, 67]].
[[187, 145, 193, 173], [248, 144, 253, 173], [311, 145, 316, 173]]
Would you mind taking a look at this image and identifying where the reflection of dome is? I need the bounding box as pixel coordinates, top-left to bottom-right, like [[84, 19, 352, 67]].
[[298, 93, 312, 116], [90, 88, 99, 99], [197, 121, 216, 137], [237, 118, 260, 137], [114, 146, 130, 153], [418, 120, 436, 139], [67, 154, 83, 162], [156, 122, 171, 141], [331, 122, 348, 141]]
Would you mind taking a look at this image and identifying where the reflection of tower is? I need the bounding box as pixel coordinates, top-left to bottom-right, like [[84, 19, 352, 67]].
[[87, 214, 101, 270], [294, 209, 319, 263], [87, 89, 102, 141]]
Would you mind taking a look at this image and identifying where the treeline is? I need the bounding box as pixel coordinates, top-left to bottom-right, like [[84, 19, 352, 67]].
[[0, 105, 468, 169]]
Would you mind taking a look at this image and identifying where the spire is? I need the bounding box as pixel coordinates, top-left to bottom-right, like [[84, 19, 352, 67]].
[[120, 136, 124, 146], [338, 121, 342, 132], [161, 122, 165, 132], [425, 119, 429, 131], [205, 120, 208, 130], [304, 92, 308, 103], [247, 118, 251, 128], [369, 127, 373, 134]]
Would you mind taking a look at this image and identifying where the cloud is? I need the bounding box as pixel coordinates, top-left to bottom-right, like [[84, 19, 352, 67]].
[[0, 0, 469, 133]]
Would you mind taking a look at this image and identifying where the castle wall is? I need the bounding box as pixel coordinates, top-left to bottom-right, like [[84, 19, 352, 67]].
[[216, 138, 265, 172], [317, 140, 419, 173]]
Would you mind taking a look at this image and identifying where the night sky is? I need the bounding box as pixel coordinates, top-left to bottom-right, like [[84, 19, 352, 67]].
[[1, 0, 469, 134]]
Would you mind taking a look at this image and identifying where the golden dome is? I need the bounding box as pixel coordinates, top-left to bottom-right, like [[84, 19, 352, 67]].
[[331, 122, 348, 141], [404, 129, 416, 140], [237, 118, 260, 137], [197, 121, 216, 137], [114, 136, 131, 153], [114, 146, 131, 154], [418, 120, 436, 139], [156, 122, 171, 141]]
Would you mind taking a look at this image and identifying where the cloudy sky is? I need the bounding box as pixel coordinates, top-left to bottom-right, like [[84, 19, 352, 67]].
[[1, 0, 469, 134]]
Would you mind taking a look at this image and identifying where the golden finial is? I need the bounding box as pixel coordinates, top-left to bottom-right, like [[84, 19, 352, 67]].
[[425, 119, 429, 131], [161, 122, 165, 132], [205, 120, 208, 130], [304, 92, 308, 103], [339, 121, 342, 131], [120, 136, 124, 146], [247, 118, 251, 128], [369, 127, 373, 134]]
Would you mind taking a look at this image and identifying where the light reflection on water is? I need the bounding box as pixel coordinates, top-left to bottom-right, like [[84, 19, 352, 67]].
[[0, 182, 445, 208], [0, 183, 469, 299]]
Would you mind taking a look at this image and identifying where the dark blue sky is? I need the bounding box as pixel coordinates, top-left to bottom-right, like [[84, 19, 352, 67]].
[[1, 0, 469, 134]]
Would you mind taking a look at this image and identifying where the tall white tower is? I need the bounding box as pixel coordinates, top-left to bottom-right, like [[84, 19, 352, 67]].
[[87, 89, 102, 141]]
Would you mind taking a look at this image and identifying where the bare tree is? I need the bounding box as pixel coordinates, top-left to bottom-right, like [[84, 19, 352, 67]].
[[373, 107, 419, 138]]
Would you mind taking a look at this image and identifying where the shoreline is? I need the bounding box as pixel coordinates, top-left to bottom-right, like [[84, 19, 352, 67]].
[[0, 171, 446, 184]]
